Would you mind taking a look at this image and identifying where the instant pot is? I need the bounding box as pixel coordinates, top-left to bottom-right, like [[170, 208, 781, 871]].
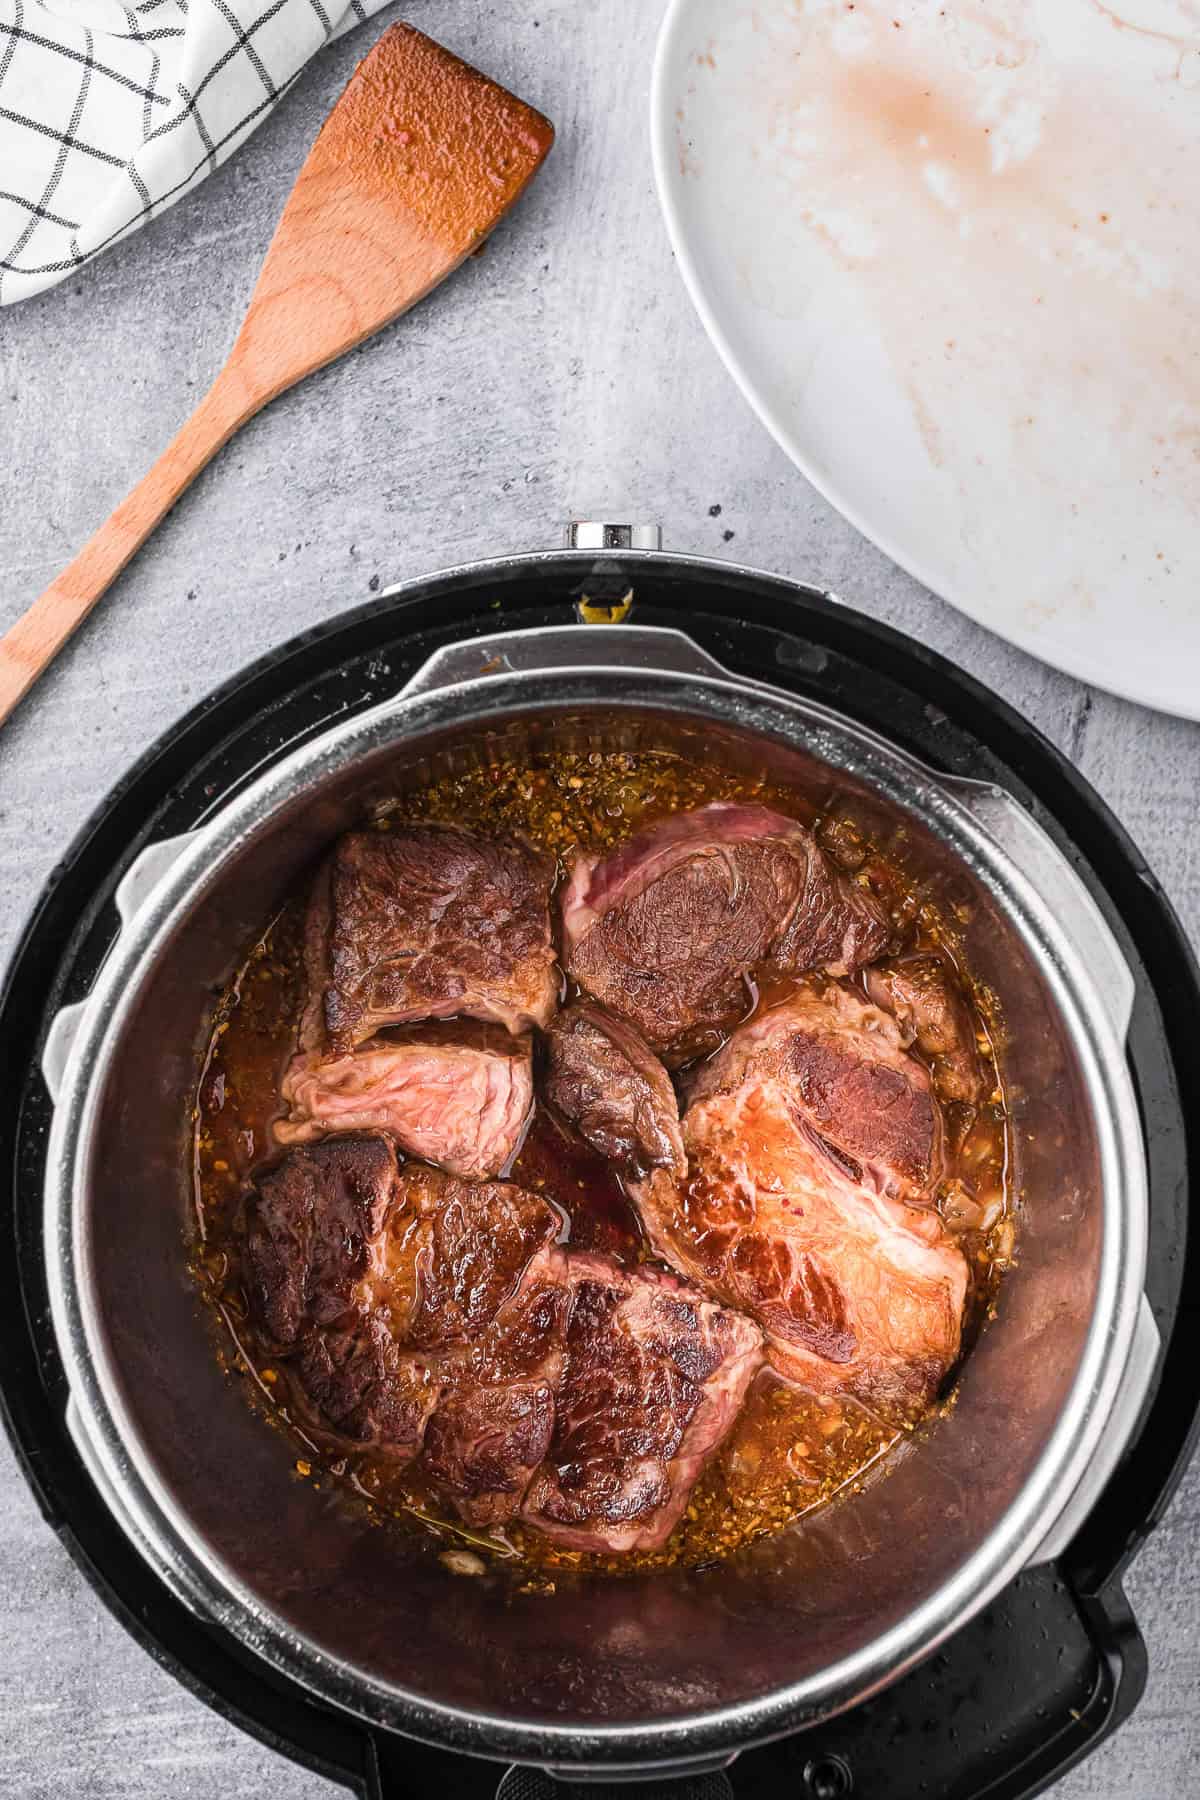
[[3, 529, 1198, 1800]]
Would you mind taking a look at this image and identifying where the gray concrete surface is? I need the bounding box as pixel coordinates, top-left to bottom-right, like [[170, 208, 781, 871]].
[[1, 2, 1197, 1794]]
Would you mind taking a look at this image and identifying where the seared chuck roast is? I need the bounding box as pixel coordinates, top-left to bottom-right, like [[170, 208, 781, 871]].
[[684, 985, 943, 1200], [245, 1138, 763, 1542], [294, 1319, 437, 1456], [246, 1138, 562, 1494], [301, 826, 558, 1056], [543, 1002, 685, 1181], [421, 1262, 568, 1527], [277, 1020, 533, 1180], [633, 991, 967, 1415], [562, 803, 891, 1063], [377, 1162, 561, 1353], [522, 1256, 764, 1553], [246, 1133, 397, 1346], [245, 1135, 441, 1454]]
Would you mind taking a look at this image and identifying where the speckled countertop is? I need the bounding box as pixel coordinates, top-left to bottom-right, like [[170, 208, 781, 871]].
[[0, 4, 1196, 1795]]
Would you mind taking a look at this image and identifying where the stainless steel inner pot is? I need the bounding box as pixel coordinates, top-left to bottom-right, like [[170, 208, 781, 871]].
[[41, 614, 1156, 1775]]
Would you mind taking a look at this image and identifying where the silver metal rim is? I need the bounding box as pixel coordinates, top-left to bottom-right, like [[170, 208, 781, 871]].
[[43, 621, 1146, 1764]]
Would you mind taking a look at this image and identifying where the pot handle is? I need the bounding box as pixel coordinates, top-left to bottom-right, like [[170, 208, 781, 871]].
[[937, 775, 1136, 1043], [41, 999, 90, 1107], [399, 624, 733, 701], [1025, 1292, 1161, 1567], [492, 1766, 736, 1800], [40, 828, 203, 1103], [368, 1750, 737, 1800]]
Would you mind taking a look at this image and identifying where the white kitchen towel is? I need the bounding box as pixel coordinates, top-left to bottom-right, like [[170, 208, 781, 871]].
[[0, 0, 391, 306]]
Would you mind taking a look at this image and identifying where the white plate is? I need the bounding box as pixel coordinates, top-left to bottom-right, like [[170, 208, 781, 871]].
[[651, 0, 1200, 717]]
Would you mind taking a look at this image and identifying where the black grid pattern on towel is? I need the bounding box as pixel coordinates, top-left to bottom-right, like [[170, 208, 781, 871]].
[[0, 0, 369, 302]]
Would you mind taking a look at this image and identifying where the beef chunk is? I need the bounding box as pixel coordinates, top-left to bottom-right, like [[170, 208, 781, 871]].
[[296, 1320, 438, 1453], [378, 1164, 561, 1351], [685, 985, 942, 1199], [420, 1250, 569, 1526], [543, 1002, 685, 1181], [301, 826, 558, 1055], [245, 1134, 398, 1346], [866, 955, 984, 1107], [276, 1020, 533, 1179], [246, 1145, 764, 1544], [245, 1139, 564, 1487], [424, 1383, 558, 1526], [245, 1136, 441, 1458], [522, 1256, 763, 1553], [562, 803, 891, 1063], [633, 993, 967, 1416], [384, 1175, 569, 1522]]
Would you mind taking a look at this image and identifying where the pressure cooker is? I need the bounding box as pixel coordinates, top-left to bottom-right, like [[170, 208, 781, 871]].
[[4, 528, 1197, 1799]]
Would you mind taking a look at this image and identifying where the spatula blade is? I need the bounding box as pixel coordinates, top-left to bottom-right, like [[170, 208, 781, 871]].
[[235, 23, 555, 399]]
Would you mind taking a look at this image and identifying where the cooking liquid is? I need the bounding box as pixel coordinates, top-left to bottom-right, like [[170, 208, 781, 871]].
[[192, 747, 1013, 1573]]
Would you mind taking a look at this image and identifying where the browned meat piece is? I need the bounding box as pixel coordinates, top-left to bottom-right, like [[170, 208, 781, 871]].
[[245, 1133, 398, 1347], [245, 1140, 565, 1495], [383, 1173, 570, 1522], [633, 993, 968, 1416], [522, 1256, 764, 1553], [685, 985, 942, 1199], [376, 1164, 562, 1351], [246, 1145, 765, 1543], [543, 1002, 685, 1181], [245, 1135, 442, 1455], [301, 826, 558, 1055], [420, 1258, 569, 1526], [296, 1320, 438, 1453], [276, 1020, 533, 1179], [424, 1384, 558, 1526], [562, 803, 891, 1063], [866, 955, 984, 1107]]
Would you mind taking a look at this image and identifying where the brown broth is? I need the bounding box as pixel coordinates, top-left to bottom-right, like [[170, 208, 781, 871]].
[[191, 746, 1015, 1573]]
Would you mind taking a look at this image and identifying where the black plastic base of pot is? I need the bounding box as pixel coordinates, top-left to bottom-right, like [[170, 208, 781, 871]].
[[2, 555, 1197, 1800]]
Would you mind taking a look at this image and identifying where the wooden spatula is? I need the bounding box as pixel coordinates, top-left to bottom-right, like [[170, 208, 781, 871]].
[[0, 24, 553, 728]]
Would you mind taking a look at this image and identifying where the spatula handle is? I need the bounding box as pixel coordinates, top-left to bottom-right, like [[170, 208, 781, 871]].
[[0, 374, 254, 729]]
